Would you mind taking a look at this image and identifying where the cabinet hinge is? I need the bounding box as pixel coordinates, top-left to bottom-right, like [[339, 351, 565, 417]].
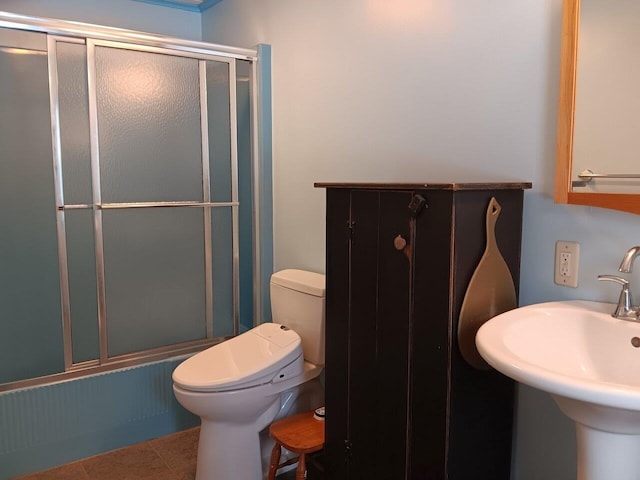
[[344, 439, 353, 462], [346, 220, 355, 241]]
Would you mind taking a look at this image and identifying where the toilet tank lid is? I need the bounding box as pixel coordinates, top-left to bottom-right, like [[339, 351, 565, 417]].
[[271, 269, 325, 297]]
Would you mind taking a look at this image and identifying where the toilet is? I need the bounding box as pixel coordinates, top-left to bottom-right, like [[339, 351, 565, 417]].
[[172, 269, 325, 480]]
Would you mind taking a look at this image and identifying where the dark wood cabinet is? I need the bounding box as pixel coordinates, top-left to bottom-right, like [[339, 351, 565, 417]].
[[316, 182, 531, 480]]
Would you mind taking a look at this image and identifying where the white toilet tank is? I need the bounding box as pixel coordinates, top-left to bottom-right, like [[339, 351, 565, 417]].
[[270, 269, 325, 366]]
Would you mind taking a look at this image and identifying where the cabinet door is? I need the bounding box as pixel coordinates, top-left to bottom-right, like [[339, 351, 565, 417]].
[[324, 188, 351, 479], [368, 191, 412, 478], [347, 190, 383, 478], [325, 189, 413, 479], [409, 189, 453, 479]]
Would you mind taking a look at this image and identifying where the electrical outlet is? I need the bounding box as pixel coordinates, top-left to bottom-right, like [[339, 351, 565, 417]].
[[555, 241, 580, 288]]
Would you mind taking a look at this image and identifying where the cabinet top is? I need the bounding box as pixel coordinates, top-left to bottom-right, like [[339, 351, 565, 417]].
[[314, 182, 532, 191]]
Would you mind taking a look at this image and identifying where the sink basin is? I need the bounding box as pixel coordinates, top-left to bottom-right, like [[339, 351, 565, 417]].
[[476, 300, 640, 480], [476, 300, 640, 412]]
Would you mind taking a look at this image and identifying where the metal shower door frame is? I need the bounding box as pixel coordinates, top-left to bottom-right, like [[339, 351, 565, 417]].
[[0, 11, 264, 389]]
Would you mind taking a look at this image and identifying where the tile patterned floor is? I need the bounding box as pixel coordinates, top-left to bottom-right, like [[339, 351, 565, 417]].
[[12, 427, 301, 480], [13, 428, 199, 480]]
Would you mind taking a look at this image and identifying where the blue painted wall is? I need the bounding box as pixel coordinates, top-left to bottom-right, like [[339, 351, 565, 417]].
[[5, 1, 637, 479], [256, 44, 274, 325], [1, 0, 202, 40], [0, 359, 199, 479], [201, 1, 640, 479]]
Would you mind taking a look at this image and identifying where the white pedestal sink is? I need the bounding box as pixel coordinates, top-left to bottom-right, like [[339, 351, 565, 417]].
[[476, 300, 640, 480]]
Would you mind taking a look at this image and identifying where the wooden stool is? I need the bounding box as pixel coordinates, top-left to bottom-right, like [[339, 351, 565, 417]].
[[267, 410, 325, 480]]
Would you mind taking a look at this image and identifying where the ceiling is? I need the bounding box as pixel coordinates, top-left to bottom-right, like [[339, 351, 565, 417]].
[[131, 0, 222, 12]]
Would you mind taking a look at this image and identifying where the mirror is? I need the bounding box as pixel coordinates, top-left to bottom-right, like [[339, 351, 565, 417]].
[[554, 0, 640, 215]]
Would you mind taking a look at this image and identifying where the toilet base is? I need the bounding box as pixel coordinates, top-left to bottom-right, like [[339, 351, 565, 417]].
[[174, 366, 324, 480], [196, 399, 281, 480]]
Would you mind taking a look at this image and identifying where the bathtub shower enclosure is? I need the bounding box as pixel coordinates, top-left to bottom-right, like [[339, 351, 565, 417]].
[[0, 12, 270, 390]]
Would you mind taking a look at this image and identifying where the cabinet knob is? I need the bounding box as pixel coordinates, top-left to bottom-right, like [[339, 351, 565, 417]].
[[394, 235, 407, 251]]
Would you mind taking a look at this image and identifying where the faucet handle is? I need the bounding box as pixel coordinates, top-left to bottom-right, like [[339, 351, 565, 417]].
[[598, 274, 629, 287], [598, 274, 635, 319]]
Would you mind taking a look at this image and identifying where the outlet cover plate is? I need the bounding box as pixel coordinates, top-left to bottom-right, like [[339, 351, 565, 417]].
[[555, 241, 580, 288]]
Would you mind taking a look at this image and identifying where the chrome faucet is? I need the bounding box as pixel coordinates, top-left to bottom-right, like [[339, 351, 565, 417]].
[[598, 246, 640, 321], [618, 246, 640, 273]]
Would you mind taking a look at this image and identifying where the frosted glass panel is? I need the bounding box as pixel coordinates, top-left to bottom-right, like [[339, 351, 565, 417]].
[[0, 46, 65, 383], [212, 208, 234, 337], [65, 210, 99, 363], [103, 208, 206, 356], [57, 42, 92, 205], [96, 46, 203, 203], [207, 61, 232, 203]]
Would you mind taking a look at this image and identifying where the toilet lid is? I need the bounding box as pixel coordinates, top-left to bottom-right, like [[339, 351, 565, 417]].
[[172, 323, 302, 392]]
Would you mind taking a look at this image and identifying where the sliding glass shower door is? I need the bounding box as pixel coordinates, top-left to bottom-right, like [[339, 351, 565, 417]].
[[0, 24, 258, 387], [91, 42, 224, 359], [0, 28, 64, 382]]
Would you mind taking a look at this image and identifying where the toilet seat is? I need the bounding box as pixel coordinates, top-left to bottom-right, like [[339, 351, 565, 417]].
[[172, 323, 302, 393]]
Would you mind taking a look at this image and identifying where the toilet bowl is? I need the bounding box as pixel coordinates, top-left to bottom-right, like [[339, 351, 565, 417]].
[[172, 269, 325, 480]]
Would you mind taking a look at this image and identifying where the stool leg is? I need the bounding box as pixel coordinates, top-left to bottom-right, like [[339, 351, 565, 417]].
[[295, 453, 306, 480], [267, 443, 282, 480]]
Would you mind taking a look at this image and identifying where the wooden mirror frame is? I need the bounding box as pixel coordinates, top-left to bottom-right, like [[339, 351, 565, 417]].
[[554, 0, 640, 215]]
